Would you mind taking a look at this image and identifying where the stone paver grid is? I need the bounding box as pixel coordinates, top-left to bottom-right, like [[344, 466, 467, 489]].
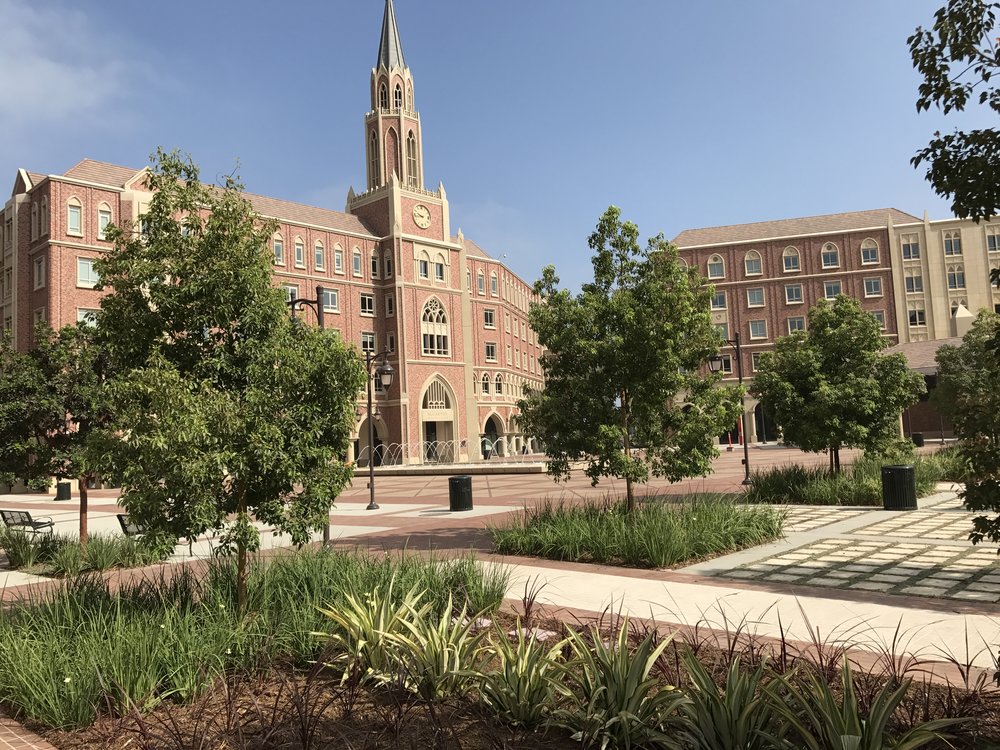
[[852, 510, 976, 541], [771, 506, 868, 533], [726, 538, 1000, 601]]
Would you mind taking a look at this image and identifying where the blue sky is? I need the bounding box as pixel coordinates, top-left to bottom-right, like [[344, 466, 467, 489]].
[[2, 0, 990, 291]]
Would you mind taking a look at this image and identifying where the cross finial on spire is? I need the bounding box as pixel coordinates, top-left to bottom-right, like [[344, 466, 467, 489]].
[[376, 0, 406, 70]]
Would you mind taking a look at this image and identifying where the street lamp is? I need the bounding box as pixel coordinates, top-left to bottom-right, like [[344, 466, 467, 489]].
[[708, 331, 753, 486], [364, 350, 394, 511], [284, 286, 337, 544]]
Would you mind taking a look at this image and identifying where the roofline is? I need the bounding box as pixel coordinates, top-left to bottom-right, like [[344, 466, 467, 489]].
[[893, 216, 999, 229], [675, 223, 898, 250], [46, 174, 126, 193]]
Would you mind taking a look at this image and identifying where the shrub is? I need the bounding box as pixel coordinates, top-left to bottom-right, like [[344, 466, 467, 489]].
[[83, 534, 123, 571], [0, 528, 41, 569], [490, 495, 783, 568], [49, 543, 85, 578]]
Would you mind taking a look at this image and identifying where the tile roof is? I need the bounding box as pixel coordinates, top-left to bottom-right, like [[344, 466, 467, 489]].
[[886, 337, 962, 373], [244, 191, 374, 236], [26, 172, 46, 187], [62, 159, 141, 188], [457, 236, 493, 259], [673, 208, 921, 248]]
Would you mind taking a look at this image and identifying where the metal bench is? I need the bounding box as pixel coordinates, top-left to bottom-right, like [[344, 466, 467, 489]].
[[0, 509, 54, 535], [117, 514, 195, 556]]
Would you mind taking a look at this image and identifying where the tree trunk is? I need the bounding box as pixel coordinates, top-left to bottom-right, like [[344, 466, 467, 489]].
[[829, 451, 835, 476], [237, 538, 247, 616], [834, 448, 841, 474], [78, 475, 89, 546], [621, 389, 635, 513]]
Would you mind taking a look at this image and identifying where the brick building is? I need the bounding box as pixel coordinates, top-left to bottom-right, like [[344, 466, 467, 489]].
[[0, 0, 543, 465]]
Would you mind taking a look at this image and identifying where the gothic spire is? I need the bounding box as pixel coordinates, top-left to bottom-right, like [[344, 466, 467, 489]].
[[376, 0, 406, 71]]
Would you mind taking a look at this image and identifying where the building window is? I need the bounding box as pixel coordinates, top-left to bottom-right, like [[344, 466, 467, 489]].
[[751, 352, 764, 372], [782, 246, 800, 272], [353, 249, 362, 277], [718, 354, 733, 374], [749, 320, 767, 339], [387, 334, 395, 353], [824, 280, 842, 299], [987, 226, 1000, 252], [360, 293, 375, 316], [282, 284, 299, 304], [485, 342, 497, 362], [947, 265, 966, 289], [707, 254, 725, 279], [490, 272, 499, 296], [33, 256, 45, 290], [435, 260, 445, 281], [504, 313, 511, 332], [871, 310, 886, 329], [821, 242, 839, 268], [362, 331, 376, 354], [67, 199, 82, 235], [406, 131, 418, 187], [294, 238, 305, 268], [495, 374, 503, 395], [76, 308, 99, 327], [419, 258, 429, 278], [784, 284, 803, 304], [33, 307, 46, 325], [40, 197, 48, 235], [334, 246, 344, 273], [716, 323, 729, 339], [863, 277, 883, 297], [901, 234, 920, 260], [860, 239, 879, 264], [394, 83, 403, 109], [379, 82, 389, 109], [368, 131, 380, 186], [77, 257, 99, 288], [484, 309, 496, 328], [481, 374, 490, 394], [466, 269, 472, 290], [369, 252, 378, 278], [710, 291, 726, 310], [909, 309, 927, 327], [98, 206, 112, 240], [385, 294, 394, 316], [314, 242, 325, 270], [943, 230, 962, 256], [506, 345, 512, 365], [384, 251, 393, 277], [273, 237, 284, 265], [421, 298, 450, 356], [787, 316, 805, 333], [744, 251, 762, 276], [477, 271, 485, 295], [904, 272, 923, 294], [322, 289, 339, 313]]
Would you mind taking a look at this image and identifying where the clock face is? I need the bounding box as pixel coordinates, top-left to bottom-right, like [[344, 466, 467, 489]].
[[412, 204, 431, 229]]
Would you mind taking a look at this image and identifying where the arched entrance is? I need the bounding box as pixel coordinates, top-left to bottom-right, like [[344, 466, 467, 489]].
[[354, 415, 388, 467], [482, 414, 505, 459], [754, 402, 778, 444], [420, 377, 456, 463]]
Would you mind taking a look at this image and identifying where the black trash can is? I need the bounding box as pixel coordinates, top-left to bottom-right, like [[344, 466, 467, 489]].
[[911, 432, 925, 447], [881, 465, 917, 510], [55, 481, 71, 501], [448, 475, 473, 512]]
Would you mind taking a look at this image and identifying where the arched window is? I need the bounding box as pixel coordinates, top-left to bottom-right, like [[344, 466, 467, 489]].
[[273, 234, 284, 265], [782, 246, 800, 272], [861, 239, 879, 264], [466, 269, 472, 290], [947, 264, 966, 289], [477, 270, 485, 295], [40, 197, 48, 235], [378, 82, 389, 110], [30, 201, 38, 239], [97, 203, 112, 241], [334, 244, 344, 273], [394, 83, 403, 109], [421, 298, 450, 356], [67, 197, 82, 235], [744, 250, 762, 276], [481, 373, 490, 395], [294, 237, 305, 267], [314, 241, 325, 270], [352, 248, 362, 276], [490, 271, 499, 296], [434, 253, 446, 281], [384, 250, 393, 277], [678, 257, 688, 268], [418, 250, 430, 279], [821, 242, 840, 268], [707, 254, 724, 279], [371, 250, 379, 278], [368, 131, 379, 186], [943, 230, 962, 256], [495, 374, 503, 395], [422, 379, 451, 409], [406, 131, 418, 187]]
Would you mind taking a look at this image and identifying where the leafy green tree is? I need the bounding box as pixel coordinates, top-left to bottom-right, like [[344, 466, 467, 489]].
[[517, 206, 741, 511], [92, 150, 365, 611], [934, 310, 1000, 546], [0, 324, 104, 541], [910, 0, 1000, 228], [750, 297, 926, 473]]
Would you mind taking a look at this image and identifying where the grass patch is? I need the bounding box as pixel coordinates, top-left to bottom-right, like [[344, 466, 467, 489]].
[[0, 530, 164, 577], [744, 445, 968, 506], [489, 494, 784, 568]]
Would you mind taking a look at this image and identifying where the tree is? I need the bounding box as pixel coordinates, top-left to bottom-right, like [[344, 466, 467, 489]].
[[517, 206, 741, 512], [0, 324, 104, 542], [750, 296, 925, 473], [910, 1, 1000, 227], [934, 310, 1000, 546], [92, 151, 365, 611]]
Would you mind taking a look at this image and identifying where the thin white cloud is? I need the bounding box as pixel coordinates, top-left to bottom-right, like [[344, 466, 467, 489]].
[[0, 0, 153, 133]]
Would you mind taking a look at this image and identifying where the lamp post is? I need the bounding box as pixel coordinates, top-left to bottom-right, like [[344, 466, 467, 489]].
[[364, 349, 394, 511], [285, 285, 335, 543], [708, 331, 753, 486]]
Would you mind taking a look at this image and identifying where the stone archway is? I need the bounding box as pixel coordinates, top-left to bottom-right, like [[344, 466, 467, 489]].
[[354, 414, 389, 467], [420, 376, 457, 463], [482, 413, 506, 459]]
